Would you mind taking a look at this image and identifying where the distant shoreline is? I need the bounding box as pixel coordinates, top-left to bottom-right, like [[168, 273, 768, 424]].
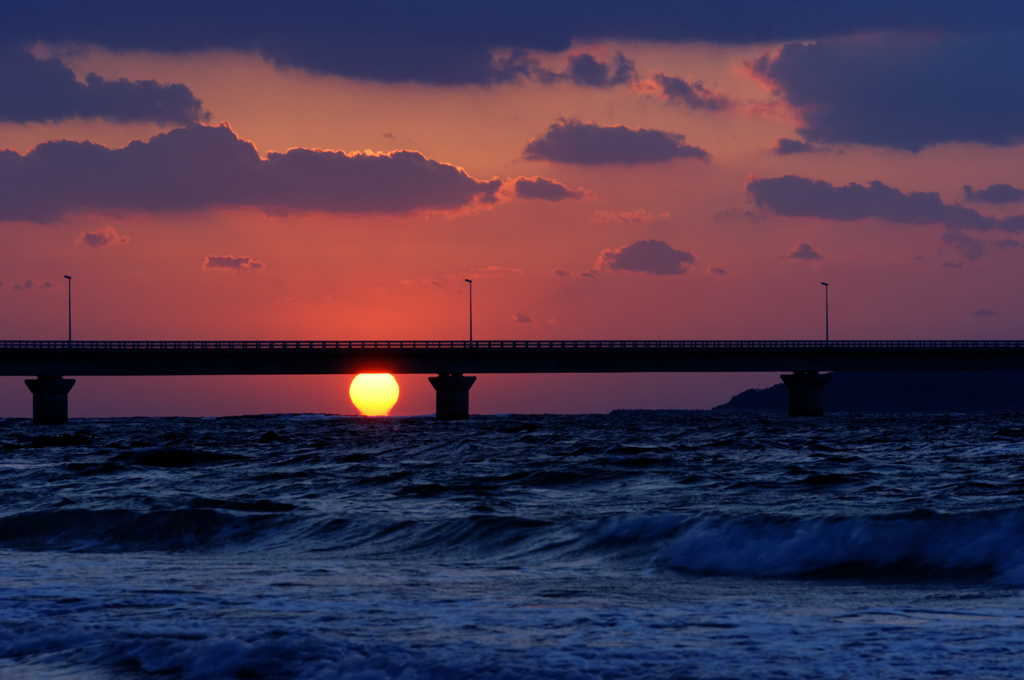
[[713, 371, 1024, 414]]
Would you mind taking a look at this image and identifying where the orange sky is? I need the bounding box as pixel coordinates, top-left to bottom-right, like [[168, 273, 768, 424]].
[[3, 37, 1022, 417]]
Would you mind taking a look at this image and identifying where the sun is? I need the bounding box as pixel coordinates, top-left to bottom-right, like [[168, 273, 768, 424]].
[[349, 373, 400, 416]]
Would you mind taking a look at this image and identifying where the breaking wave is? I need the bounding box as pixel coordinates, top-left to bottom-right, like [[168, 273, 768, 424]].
[[5, 503, 1024, 584], [657, 508, 1024, 583]]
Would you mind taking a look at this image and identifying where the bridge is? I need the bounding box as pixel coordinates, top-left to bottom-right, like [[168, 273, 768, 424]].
[[4, 339, 1024, 422]]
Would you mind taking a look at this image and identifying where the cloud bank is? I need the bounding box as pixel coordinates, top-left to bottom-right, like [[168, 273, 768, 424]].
[[750, 33, 1024, 151], [597, 239, 696, 275], [523, 119, 708, 165], [0, 49, 207, 125], [5, 4, 1020, 85], [746, 175, 1024, 233], [0, 124, 502, 223]]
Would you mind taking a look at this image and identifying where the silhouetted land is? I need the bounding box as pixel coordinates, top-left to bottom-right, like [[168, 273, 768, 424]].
[[713, 371, 1024, 413], [609, 409, 709, 416]]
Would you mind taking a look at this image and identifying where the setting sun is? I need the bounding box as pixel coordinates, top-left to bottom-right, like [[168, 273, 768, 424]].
[[349, 373, 400, 416]]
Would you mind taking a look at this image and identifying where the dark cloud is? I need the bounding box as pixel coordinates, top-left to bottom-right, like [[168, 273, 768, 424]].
[[552, 269, 570, 276], [941, 230, 984, 261], [970, 308, 997, 317], [567, 51, 635, 86], [942, 261, 963, 269], [523, 119, 708, 165], [591, 208, 670, 225], [203, 255, 264, 272], [0, 124, 502, 223], [750, 32, 1024, 151], [996, 238, 1022, 249], [77, 225, 129, 248], [787, 243, 822, 260], [5, 3, 1021, 85], [965, 184, 1024, 204], [709, 267, 730, 276], [567, 54, 610, 86], [511, 311, 534, 323], [747, 175, 1024, 233], [713, 207, 767, 221], [652, 73, 730, 110], [773, 138, 818, 155], [513, 176, 587, 201], [529, 51, 637, 87], [0, 48, 206, 125], [597, 239, 696, 275], [997, 215, 1024, 233], [11, 279, 54, 291]]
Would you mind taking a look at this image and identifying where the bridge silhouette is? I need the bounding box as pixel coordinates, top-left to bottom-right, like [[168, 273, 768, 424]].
[[4, 339, 1024, 422]]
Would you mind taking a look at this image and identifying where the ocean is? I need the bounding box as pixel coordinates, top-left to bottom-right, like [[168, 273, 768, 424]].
[[2, 411, 1024, 679]]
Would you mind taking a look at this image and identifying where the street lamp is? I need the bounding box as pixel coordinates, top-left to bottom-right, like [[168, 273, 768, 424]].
[[64, 275, 72, 345], [821, 282, 829, 342], [465, 279, 473, 344]]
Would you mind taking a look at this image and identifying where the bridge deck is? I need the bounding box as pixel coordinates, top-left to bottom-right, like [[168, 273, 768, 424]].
[[3, 340, 1024, 375]]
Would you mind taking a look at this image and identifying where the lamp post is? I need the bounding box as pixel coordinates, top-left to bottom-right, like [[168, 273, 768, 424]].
[[821, 282, 829, 342], [465, 279, 473, 344], [64, 275, 72, 345]]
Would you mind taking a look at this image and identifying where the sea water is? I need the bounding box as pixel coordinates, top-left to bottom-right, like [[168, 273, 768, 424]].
[[1, 411, 1024, 679]]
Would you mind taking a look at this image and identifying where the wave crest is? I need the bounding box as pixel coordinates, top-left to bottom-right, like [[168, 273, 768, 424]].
[[661, 508, 1024, 582]]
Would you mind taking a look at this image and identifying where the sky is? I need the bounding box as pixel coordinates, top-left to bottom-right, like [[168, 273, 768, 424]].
[[3, 1, 1024, 417]]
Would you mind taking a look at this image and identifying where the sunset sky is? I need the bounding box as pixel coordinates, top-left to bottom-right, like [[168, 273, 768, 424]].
[[3, 1, 1024, 417]]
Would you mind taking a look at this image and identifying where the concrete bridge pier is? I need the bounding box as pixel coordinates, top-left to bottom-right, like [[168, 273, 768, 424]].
[[25, 376, 76, 424], [780, 372, 831, 417], [428, 373, 476, 420]]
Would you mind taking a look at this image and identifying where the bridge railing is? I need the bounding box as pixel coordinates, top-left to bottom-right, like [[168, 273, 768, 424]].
[[3, 340, 1024, 350]]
